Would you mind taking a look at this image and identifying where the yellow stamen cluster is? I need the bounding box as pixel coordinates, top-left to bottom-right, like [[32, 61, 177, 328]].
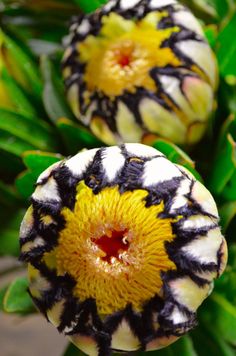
[[80, 13, 180, 96], [55, 182, 177, 315]]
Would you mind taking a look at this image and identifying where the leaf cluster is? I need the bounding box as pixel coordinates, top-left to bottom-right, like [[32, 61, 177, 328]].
[[0, 0, 236, 355]]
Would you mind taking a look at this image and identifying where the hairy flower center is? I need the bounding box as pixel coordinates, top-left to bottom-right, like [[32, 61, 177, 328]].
[[79, 12, 180, 97], [118, 54, 131, 68], [114, 43, 133, 68], [92, 229, 129, 263], [55, 182, 177, 314]]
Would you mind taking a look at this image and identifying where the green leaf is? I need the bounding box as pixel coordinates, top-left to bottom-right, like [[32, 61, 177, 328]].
[[221, 169, 236, 200], [214, 271, 236, 307], [181, 0, 217, 21], [227, 244, 236, 269], [0, 109, 59, 151], [15, 151, 62, 199], [0, 180, 22, 207], [0, 29, 42, 97], [0, 149, 25, 181], [191, 325, 235, 356], [208, 0, 232, 20], [217, 114, 235, 151], [153, 139, 203, 181], [200, 293, 236, 346], [63, 343, 85, 356], [57, 118, 104, 155], [0, 129, 35, 157], [204, 24, 218, 48], [15, 171, 36, 200], [0, 228, 20, 256], [214, 245, 236, 304], [218, 80, 236, 118], [210, 115, 236, 199], [23, 151, 62, 176], [0, 68, 38, 118], [41, 55, 74, 123], [0, 208, 25, 256], [0, 285, 9, 311], [3, 276, 35, 314], [217, 12, 236, 77], [170, 336, 197, 356], [219, 201, 236, 233], [208, 134, 236, 195], [74, 0, 105, 13]]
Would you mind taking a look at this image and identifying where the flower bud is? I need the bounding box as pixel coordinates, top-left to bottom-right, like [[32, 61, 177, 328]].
[[62, 0, 218, 145], [20, 143, 227, 355]]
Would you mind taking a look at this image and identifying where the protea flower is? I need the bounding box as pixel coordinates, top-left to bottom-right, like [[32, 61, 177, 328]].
[[20, 143, 227, 355], [62, 0, 218, 146]]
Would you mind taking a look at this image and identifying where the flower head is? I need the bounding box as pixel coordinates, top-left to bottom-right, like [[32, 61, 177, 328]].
[[20, 144, 227, 355], [62, 0, 218, 145]]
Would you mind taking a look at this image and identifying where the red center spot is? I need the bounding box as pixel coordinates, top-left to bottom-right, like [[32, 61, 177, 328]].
[[92, 230, 129, 262], [118, 55, 131, 68]]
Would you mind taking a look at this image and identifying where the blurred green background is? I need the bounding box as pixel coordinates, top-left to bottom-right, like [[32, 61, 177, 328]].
[[1, 0, 236, 355]]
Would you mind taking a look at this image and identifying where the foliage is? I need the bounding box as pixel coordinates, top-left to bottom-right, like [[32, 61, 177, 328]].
[[0, 0, 236, 355]]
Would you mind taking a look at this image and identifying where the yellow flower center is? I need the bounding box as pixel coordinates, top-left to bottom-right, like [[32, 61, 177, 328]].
[[55, 182, 177, 315], [79, 12, 180, 97]]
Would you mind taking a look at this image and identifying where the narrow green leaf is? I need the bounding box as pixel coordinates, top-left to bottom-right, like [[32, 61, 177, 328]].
[[214, 270, 236, 306], [0, 285, 9, 311], [0, 129, 35, 157], [208, 134, 236, 194], [0, 29, 42, 97], [200, 293, 236, 346], [15, 171, 36, 200], [219, 201, 236, 233], [208, 0, 231, 19], [3, 277, 35, 314], [63, 343, 85, 356], [221, 169, 236, 200], [16, 151, 62, 199], [0, 208, 25, 256], [0, 228, 20, 256], [0, 68, 38, 118], [181, 0, 217, 20], [217, 114, 235, 151], [217, 12, 236, 77], [74, 0, 104, 13], [204, 24, 218, 48], [228, 244, 236, 269], [214, 244, 236, 304], [191, 325, 235, 356], [207, 329, 236, 356], [218, 81, 236, 117], [0, 149, 25, 180], [0, 180, 22, 207], [41, 55, 73, 123], [211, 115, 236, 199], [0, 109, 59, 151], [168, 336, 197, 356], [57, 118, 104, 155], [23, 151, 62, 177]]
